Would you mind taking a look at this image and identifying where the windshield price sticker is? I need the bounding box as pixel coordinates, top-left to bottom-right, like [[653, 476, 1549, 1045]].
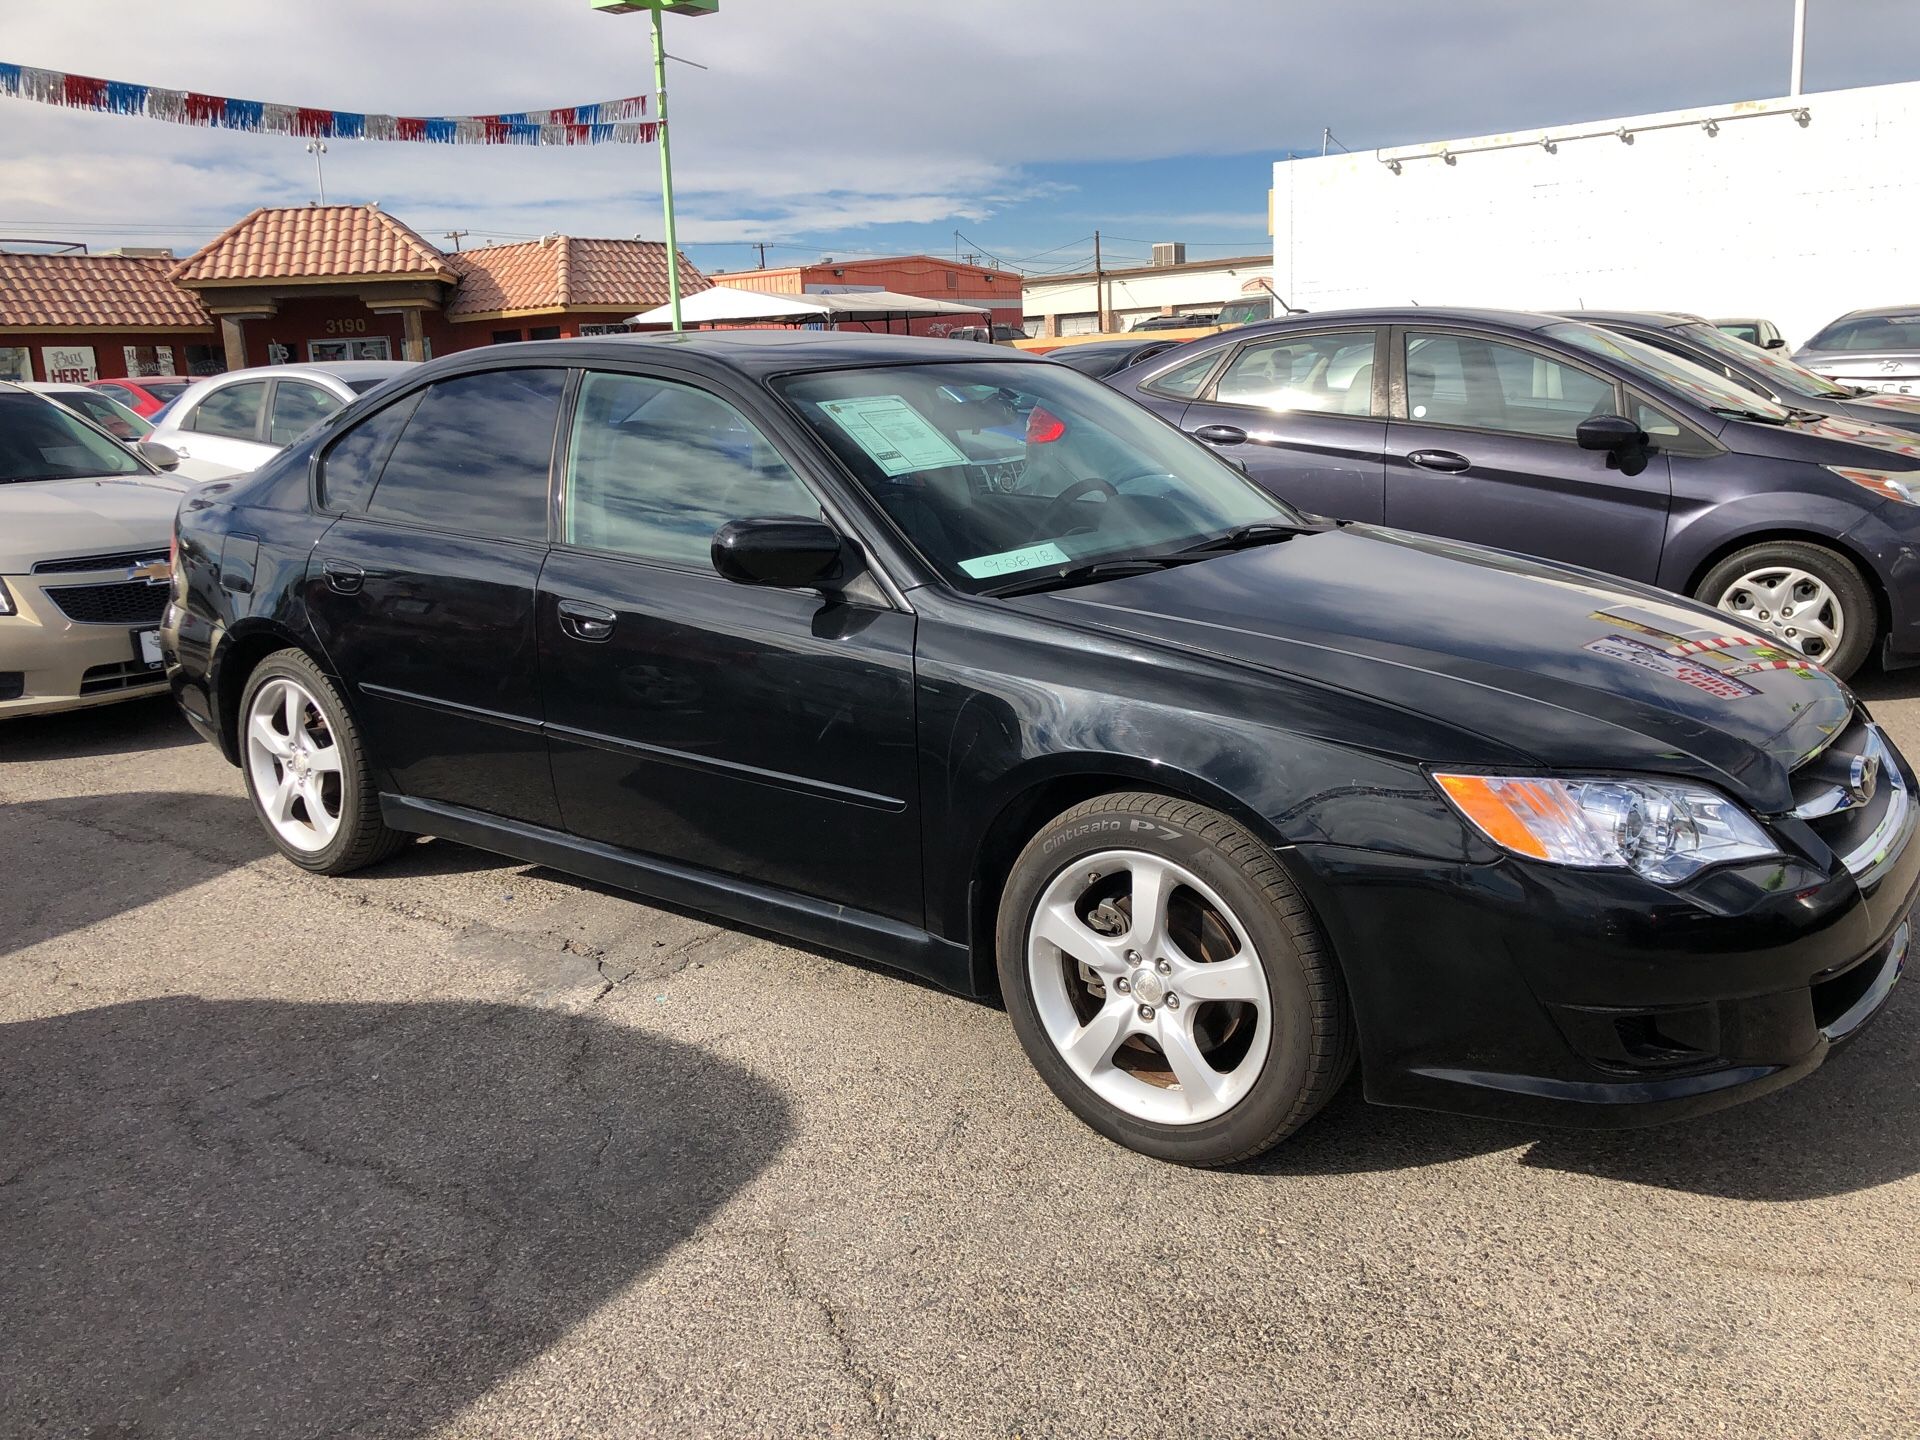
[[959, 542, 1071, 579], [819, 395, 971, 476]]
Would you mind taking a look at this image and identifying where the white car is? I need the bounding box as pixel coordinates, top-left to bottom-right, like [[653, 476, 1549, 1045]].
[[17, 381, 153, 444], [146, 361, 414, 481]]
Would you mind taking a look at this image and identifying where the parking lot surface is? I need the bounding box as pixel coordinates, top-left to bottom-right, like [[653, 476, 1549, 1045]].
[[5, 678, 1920, 1440]]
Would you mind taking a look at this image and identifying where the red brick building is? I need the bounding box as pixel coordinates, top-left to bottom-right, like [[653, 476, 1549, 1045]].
[[0, 203, 710, 383], [713, 254, 1023, 337]]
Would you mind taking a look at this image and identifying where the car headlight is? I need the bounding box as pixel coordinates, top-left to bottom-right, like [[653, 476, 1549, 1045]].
[[0, 578, 13, 616], [1828, 466, 1920, 506], [1435, 773, 1778, 884]]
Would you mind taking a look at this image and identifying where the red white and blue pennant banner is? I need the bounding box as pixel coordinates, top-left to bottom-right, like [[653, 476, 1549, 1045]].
[[0, 63, 657, 145]]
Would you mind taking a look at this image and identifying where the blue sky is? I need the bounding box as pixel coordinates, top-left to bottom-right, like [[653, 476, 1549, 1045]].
[[3, 1, 1918, 276]]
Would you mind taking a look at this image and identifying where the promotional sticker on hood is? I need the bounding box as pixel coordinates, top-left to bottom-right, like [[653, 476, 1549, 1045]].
[[1584, 634, 1760, 700]]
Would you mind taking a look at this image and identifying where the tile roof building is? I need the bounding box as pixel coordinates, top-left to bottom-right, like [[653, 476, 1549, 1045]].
[[0, 204, 709, 384]]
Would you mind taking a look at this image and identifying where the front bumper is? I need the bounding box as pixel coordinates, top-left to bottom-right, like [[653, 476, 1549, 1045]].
[[1289, 755, 1919, 1129], [0, 570, 169, 719]]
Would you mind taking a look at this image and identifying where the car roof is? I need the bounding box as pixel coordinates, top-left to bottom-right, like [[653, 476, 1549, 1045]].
[[1558, 310, 1707, 329], [98, 375, 189, 385], [405, 330, 1049, 383], [15, 380, 90, 393], [1226, 306, 1567, 335]]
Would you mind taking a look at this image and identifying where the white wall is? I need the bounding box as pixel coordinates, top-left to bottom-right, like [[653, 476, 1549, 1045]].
[[1272, 81, 1920, 349]]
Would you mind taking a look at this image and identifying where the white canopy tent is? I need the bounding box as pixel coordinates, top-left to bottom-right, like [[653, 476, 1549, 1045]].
[[627, 285, 990, 330]]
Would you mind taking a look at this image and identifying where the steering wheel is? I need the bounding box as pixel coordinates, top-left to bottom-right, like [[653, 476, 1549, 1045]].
[[1034, 476, 1119, 539]]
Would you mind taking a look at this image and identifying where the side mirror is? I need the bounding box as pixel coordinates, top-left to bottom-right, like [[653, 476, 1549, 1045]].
[[1764, 337, 1787, 350], [138, 439, 181, 471], [1577, 413, 1653, 476], [711, 516, 844, 589], [1576, 414, 1648, 453]]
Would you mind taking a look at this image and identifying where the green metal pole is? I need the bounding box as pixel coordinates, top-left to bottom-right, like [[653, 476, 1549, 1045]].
[[651, 5, 682, 331]]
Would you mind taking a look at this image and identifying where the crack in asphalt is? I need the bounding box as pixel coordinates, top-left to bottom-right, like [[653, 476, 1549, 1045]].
[[770, 1228, 898, 1438]]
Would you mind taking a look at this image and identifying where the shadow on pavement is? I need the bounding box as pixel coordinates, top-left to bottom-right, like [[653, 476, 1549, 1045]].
[[0, 996, 789, 1439], [0, 694, 196, 763], [1852, 666, 1920, 705], [1259, 991, 1918, 1202]]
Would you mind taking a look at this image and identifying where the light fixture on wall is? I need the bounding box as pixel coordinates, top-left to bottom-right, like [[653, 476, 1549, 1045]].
[[1701, 118, 1720, 137]]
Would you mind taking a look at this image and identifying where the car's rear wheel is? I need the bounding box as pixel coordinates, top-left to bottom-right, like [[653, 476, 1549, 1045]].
[[1694, 540, 1876, 679], [996, 792, 1354, 1166], [239, 648, 406, 874]]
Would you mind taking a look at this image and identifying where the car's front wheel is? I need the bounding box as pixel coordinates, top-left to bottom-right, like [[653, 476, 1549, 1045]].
[[239, 648, 406, 874], [1694, 540, 1876, 679], [997, 793, 1354, 1166]]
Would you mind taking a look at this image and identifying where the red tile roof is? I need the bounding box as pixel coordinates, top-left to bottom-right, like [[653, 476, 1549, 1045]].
[[445, 236, 708, 318], [0, 254, 212, 330], [172, 204, 456, 286]]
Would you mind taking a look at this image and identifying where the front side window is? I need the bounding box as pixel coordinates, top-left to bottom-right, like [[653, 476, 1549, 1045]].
[[563, 372, 820, 566], [0, 391, 145, 483], [1214, 330, 1377, 416], [1405, 332, 1618, 439], [269, 381, 344, 446], [187, 380, 267, 440], [366, 368, 564, 540], [1544, 322, 1793, 421], [777, 361, 1291, 593]]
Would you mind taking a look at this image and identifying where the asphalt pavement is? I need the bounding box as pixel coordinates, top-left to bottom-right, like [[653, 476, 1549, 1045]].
[[4, 676, 1919, 1439]]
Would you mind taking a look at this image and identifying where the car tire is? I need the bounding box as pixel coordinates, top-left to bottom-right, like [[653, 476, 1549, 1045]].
[[996, 792, 1354, 1166], [1694, 540, 1877, 679], [237, 648, 408, 875]]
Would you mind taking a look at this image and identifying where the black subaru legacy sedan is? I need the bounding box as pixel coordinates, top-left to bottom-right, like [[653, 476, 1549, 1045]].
[[163, 333, 1916, 1166]]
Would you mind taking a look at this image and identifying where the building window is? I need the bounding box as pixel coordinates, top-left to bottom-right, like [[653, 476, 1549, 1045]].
[[491, 329, 523, 345], [579, 323, 634, 337], [529, 325, 562, 341]]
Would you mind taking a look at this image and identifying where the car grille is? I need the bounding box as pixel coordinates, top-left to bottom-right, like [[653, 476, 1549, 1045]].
[[79, 659, 166, 695], [44, 580, 169, 626], [1790, 716, 1909, 878], [32, 548, 169, 576]]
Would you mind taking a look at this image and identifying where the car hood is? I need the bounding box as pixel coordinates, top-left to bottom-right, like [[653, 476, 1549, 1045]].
[[0, 473, 189, 573], [1723, 408, 1920, 467], [1021, 527, 1853, 815], [1835, 392, 1920, 434]]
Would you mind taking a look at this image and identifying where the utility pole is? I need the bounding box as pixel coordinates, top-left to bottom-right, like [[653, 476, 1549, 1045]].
[[1093, 230, 1108, 332], [443, 229, 469, 253], [753, 241, 767, 267], [1789, 0, 1807, 96]]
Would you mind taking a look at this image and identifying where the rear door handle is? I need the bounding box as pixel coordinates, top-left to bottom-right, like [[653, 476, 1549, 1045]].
[[557, 598, 617, 643], [1407, 449, 1471, 473], [1192, 424, 1248, 446], [321, 558, 364, 594]]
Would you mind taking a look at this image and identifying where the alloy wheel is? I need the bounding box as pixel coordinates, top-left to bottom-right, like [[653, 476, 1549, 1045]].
[[1026, 849, 1271, 1125], [1715, 565, 1844, 662], [244, 676, 345, 852]]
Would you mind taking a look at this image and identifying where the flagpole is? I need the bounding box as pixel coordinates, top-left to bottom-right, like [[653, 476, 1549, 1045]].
[[652, 4, 682, 331]]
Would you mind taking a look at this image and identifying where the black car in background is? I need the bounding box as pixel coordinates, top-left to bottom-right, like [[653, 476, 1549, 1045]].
[[165, 333, 1916, 1165], [1109, 308, 1920, 677], [1046, 336, 1186, 379], [1564, 310, 1920, 437]]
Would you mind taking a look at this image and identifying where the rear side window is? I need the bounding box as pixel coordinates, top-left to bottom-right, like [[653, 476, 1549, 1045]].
[[186, 381, 267, 440], [1214, 330, 1377, 415], [318, 391, 422, 513], [269, 381, 344, 445], [366, 368, 565, 540]]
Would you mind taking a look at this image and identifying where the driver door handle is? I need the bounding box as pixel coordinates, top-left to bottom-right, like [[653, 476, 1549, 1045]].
[[1407, 449, 1471, 473], [557, 598, 617, 643], [1192, 424, 1248, 446]]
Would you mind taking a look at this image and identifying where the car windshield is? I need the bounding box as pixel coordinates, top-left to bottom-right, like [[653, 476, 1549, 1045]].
[[1675, 323, 1855, 399], [57, 390, 154, 440], [776, 361, 1297, 593], [1543, 322, 1795, 421], [145, 382, 188, 402], [0, 390, 148, 483], [1804, 314, 1920, 352]]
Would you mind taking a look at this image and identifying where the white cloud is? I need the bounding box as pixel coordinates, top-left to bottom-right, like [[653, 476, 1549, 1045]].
[[2, 0, 1917, 254]]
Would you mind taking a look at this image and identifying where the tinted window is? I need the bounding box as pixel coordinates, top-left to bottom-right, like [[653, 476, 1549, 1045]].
[[61, 391, 150, 440], [0, 391, 145, 483], [1631, 396, 1687, 444], [187, 381, 267, 440], [367, 369, 563, 539], [318, 391, 422, 513], [1805, 314, 1920, 351], [146, 382, 188, 403], [1141, 350, 1221, 399], [1406, 332, 1616, 439], [269, 381, 343, 445], [94, 384, 138, 406], [1214, 330, 1377, 415], [1718, 322, 1760, 345], [564, 372, 819, 565], [1545, 322, 1794, 420]]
